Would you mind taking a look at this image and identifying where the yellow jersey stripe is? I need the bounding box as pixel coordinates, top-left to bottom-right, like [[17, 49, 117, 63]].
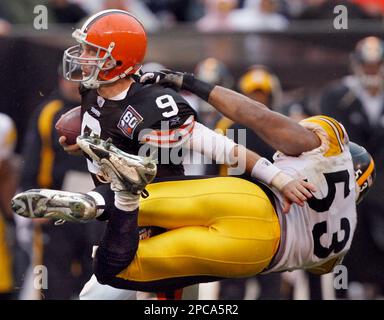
[[37, 100, 63, 188], [357, 158, 375, 187], [317, 115, 345, 143], [302, 117, 343, 156], [316, 117, 343, 151]]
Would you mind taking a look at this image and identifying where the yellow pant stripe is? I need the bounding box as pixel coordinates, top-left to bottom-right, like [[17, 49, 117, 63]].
[[0, 217, 13, 292], [302, 116, 343, 157], [37, 100, 63, 188]]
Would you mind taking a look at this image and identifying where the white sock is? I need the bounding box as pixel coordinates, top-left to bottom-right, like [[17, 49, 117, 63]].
[[114, 192, 140, 212]]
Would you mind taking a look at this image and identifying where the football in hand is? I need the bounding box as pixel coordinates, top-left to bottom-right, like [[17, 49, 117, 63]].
[[55, 106, 81, 145]]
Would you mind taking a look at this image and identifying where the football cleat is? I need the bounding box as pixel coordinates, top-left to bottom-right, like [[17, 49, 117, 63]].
[[11, 189, 98, 224], [76, 135, 157, 195]]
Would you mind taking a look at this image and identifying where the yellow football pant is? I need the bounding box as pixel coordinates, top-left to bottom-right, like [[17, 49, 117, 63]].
[[0, 216, 13, 293], [116, 177, 280, 282]]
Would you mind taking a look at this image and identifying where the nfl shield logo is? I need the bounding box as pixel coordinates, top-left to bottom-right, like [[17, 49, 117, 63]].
[[97, 96, 105, 108]]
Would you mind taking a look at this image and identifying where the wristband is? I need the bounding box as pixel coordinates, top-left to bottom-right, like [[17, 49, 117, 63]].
[[182, 74, 215, 101], [251, 157, 281, 185], [270, 171, 294, 191]]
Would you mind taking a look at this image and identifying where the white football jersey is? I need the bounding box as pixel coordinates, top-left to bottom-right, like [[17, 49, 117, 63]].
[[263, 115, 357, 273], [0, 113, 17, 161]]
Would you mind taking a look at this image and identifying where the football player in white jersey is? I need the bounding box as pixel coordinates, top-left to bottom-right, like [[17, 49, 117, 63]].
[[135, 70, 375, 276], [12, 68, 375, 292]]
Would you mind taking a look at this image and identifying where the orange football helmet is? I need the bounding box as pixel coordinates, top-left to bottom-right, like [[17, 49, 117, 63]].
[[63, 9, 147, 89]]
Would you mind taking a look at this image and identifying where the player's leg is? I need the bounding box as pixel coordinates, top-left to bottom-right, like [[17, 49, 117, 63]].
[[76, 136, 280, 291], [137, 176, 277, 228], [95, 177, 281, 292], [11, 134, 157, 223]]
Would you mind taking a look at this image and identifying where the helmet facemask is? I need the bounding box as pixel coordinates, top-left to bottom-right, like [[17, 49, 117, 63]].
[[63, 29, 122, 89]]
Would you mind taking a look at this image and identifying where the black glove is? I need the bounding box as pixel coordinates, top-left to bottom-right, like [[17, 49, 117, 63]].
[[140, 69, 215, 101]]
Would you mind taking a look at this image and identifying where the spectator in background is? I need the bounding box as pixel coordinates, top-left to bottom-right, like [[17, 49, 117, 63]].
[[196, 0, 238, 32], [197, 0, 288, 32], [193, 57, 234, 128], [320, 36, 384, 299], [0, 114, 18, 300], [143, 0, 204, 24], [0, 0, 46, 24], [282, 88, 320, 121], [229, 0, 288, 31], [217, 66, 283, 300], [353, 0, 384, 17], [48, 0, 87, 24], [73, 0, 162, 32], [297, 0, 379, 20], [105, 0, 162, 31], [17, 66, 99, 300], [0, 18, 11, 35], [283, 0, 308, 18]]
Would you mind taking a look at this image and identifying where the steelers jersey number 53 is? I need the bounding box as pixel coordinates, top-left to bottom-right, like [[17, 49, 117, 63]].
[[308, 170, 352, 259]]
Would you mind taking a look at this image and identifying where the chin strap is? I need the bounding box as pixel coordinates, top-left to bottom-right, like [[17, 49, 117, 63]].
[[84, 64, 140, 89]]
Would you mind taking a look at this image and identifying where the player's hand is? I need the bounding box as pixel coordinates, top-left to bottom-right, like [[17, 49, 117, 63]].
[[280, 179, 317, 214], [59, 136, 82, 156], [139, 69, 186, 89]]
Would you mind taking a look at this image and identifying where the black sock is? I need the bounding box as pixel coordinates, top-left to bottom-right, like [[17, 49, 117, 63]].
[[94, 206, 139, 282]]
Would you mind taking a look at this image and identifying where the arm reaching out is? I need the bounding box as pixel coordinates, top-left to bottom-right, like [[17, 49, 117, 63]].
[[141, 70, 320, 156], [207, 87, 320, 156], [186, 121, 316, 213]]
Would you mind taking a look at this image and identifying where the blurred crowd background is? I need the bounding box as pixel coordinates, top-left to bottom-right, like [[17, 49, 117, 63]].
[[0, 0, 384, 300]]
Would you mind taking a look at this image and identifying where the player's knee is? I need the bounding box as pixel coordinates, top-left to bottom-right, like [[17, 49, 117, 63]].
[[93, 246, 136, 285], [93, 260, 121, 286], [93, 268, 113, 285]]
